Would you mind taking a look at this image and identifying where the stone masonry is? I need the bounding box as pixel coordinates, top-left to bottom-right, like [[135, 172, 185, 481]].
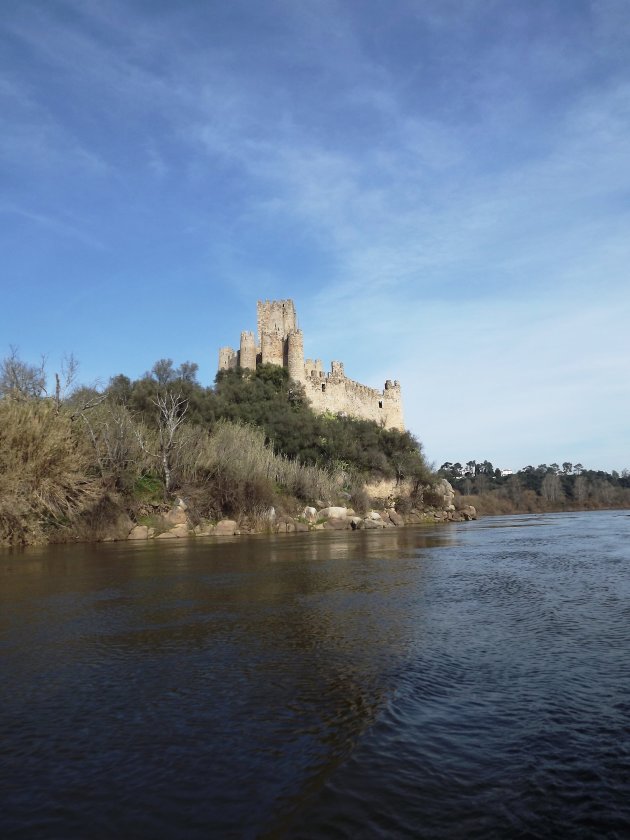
[[218, 300, 404, 430]]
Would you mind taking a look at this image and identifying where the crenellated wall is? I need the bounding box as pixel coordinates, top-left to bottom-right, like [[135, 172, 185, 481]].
[[217, 299, 404, 430]]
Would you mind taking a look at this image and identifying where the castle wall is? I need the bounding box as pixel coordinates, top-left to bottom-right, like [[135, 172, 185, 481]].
[[304, 371, 404, 430]]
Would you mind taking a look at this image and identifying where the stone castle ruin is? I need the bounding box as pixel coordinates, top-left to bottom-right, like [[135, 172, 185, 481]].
[[218, 300, 404, 430]]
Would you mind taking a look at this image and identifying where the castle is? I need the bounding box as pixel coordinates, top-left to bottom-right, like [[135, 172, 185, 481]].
[[218, 299, 404, 430]]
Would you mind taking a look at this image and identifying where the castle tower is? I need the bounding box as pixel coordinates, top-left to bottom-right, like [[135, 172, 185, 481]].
[[257, 299, 297, 341], [218, 346, 237, 371], [239, 331, 256, 370], [287, 329, 305, 382], [330, 361, 345, 379], [383, 380, 404, 430], [261, 329, 284, 367]]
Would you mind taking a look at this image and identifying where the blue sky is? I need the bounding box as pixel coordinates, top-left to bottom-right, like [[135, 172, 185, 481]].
[[2, 0, 629, 472]]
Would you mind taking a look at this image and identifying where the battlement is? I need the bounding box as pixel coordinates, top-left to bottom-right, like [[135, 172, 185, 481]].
[[218, 299, 404, 430]]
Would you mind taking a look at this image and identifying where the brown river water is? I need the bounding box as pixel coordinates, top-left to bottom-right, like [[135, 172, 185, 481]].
[[1, 510, 629, 838]]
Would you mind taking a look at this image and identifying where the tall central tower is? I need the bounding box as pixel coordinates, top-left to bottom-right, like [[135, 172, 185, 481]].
[[257, 299, 303, 376], [257, 299, 297, 339]]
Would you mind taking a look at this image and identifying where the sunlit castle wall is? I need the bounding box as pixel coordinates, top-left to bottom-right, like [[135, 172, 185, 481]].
[[261, 330, 284, 367]]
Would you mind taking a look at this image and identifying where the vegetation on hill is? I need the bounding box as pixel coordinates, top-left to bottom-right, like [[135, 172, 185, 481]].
[[0, 352, 432, 545], [438, 460, 630, 515]]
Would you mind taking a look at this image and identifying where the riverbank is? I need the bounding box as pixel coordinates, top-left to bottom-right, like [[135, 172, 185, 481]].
[[125, 496, 478, 542]]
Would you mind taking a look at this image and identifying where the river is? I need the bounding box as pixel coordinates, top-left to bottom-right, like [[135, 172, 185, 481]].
[[1, 511, 629, 838]]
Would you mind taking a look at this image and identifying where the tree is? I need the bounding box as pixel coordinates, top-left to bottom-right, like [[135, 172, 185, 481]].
[[0, 346, 47, 399], [52, 353, 79, 413], [573, 475, 589, 503], [507, 474, 523, 504], [151, 358, 175, 386], [107, 374, 133, 405], [562, 462, 573, 475], [136, 392, 189, 494], [541, 472, 563, 502], [475, 474, 489, 495], [177, 361, 199, 383]]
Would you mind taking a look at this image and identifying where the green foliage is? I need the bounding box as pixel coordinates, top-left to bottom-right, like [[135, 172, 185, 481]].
[[134, 474, 163, 502]]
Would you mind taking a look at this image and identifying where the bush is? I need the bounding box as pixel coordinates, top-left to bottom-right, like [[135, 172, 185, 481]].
[[0, 400, 106, 544]]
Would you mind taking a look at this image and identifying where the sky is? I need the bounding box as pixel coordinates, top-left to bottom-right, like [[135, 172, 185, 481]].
[[2, 0, 629, 472]]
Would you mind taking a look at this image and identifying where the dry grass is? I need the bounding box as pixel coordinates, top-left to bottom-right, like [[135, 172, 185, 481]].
[[0, 400, 106, 544], [180, 420, 339, 518]]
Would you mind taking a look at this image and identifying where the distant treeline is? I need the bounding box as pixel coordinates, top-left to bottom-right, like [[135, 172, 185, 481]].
[[438, 460, 630, 515]]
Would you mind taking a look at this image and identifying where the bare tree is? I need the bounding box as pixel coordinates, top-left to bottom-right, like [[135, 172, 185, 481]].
[[0, 346, 47, 399], [506, 474, 523, 505], [135, 392, 189, 494], [541, 472, 564, 503], [573, 475, 589, 503]]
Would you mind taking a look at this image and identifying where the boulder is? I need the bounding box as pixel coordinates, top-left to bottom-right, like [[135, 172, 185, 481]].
[[194, 523, 215, 536], [294, 522, 309, 532], [318, 506, 347, 520], [325, 518, 349, 530], [362, 519, 380, 529], [387, 510, 405, 526], [302, 506, 318, 522], [365, 510, 384, 521], [214, 519, 237, 536], [168, 522, 190, 537], [460, 505, 477, 521], [128, 525, 149, 540], [164, 506, 188, 526], [155, 529, 178, 540]]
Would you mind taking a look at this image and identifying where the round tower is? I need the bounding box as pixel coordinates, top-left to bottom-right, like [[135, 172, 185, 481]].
[[261, 330, 283, 367], [239, 331, 256, 370], [287, 329, 305, 382]]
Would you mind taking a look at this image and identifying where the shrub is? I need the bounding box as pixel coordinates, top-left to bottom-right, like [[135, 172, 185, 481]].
[[0, 400, 105, 544]]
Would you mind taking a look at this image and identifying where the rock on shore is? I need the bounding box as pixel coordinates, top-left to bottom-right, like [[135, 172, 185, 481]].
[[126, 483, 476, 541]]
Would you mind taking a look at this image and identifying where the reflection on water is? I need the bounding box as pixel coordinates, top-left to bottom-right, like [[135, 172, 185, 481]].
[[1, 513, 629, 838]]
